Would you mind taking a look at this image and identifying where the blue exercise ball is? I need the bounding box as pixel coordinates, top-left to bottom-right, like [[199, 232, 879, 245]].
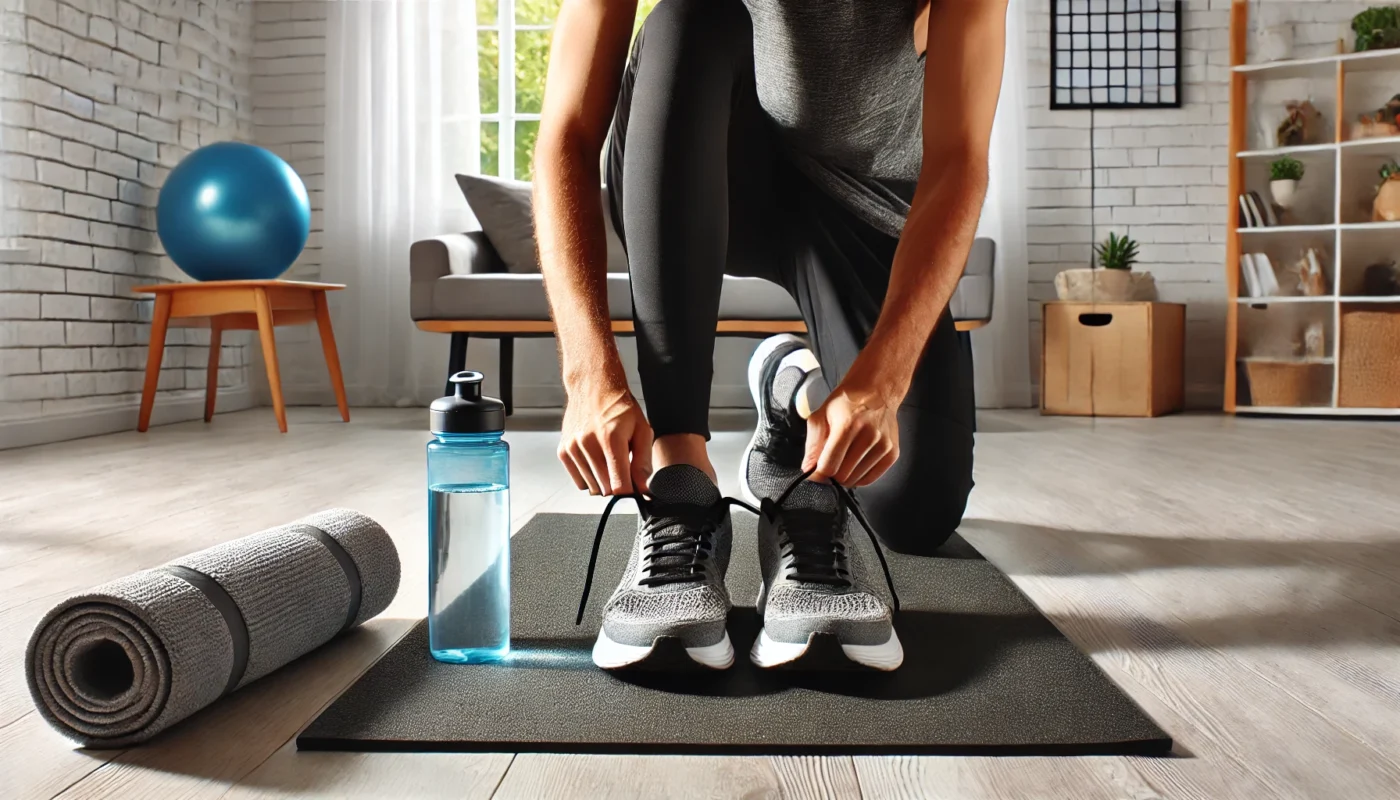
[[156, 142, 310, 282]]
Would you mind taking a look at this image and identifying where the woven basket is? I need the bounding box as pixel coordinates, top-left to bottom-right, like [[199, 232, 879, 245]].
[[1242, 360, 1332, 407], [1339, 307, 1400, 408]]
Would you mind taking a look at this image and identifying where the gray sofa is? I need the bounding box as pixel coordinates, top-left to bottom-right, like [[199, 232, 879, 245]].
[[409, 229, 994, 413]]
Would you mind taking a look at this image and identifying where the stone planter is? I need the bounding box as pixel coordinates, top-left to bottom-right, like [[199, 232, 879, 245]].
[[1054, 269, 1158, 303], [1270, 179, 1298, 210]]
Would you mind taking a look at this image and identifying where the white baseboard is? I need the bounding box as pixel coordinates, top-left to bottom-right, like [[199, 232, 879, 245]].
[[0, 386, 256, 450]]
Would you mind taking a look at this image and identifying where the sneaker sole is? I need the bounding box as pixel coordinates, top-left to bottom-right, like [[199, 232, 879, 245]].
[[750, 627, 904, 671], [592, 629, 735, 671], [741, 333, 819, 507]]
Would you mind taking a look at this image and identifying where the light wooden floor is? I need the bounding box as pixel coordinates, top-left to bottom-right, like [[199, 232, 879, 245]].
[[3, 408, 1400, 799]]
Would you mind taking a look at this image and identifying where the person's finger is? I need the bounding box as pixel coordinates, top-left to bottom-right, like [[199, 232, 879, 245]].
[[603, 426, 632, 496], [579, 435, 612, 496], [569, 441, 603, 495], [832, 427, 879, 485], [802, 412, 829, 474], [630, 421, 654, 495], [813, 421, 855, 483], [857, 450, 899, 487], [846, 442, 894, 488], [558, 447, 588, 491]]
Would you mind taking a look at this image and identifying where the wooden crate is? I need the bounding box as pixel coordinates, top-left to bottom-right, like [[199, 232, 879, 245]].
[[1042, 302, 1186, 417]]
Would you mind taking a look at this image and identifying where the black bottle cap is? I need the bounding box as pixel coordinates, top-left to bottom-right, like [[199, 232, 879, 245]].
[[430, 371, 506, 434]]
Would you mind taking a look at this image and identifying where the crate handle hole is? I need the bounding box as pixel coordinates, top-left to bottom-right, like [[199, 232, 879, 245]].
[[1078, 313, 1114, 327]]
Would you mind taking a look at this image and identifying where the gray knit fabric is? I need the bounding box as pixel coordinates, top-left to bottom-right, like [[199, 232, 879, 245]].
[[743, 0, 925, 237], [25, 509, 399, 748], [756, 507, 893, 646], [600, 466, 731, 648]]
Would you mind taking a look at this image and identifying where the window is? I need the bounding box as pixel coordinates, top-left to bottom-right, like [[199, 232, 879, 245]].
[[477, 0, 656, 181]]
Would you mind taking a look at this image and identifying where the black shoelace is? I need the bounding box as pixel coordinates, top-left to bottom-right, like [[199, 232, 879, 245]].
[[575, 494, 759, 625], [761, 469, 901, 612]]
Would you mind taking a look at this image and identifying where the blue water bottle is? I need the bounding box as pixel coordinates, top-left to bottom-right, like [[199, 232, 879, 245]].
[[427, 371, 510, 663]]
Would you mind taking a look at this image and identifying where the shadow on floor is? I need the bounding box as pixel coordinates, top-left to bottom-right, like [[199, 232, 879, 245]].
[[966, 519, 1400, 651]]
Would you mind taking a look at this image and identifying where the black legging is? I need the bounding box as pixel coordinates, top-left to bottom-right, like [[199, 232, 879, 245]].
[[605, 0, 974, 555]]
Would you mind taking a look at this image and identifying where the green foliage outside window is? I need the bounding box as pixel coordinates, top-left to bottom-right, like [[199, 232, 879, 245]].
[[479, 0, 658, 181]]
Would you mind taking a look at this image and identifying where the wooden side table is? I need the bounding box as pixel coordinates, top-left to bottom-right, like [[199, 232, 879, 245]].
[[132, 280, 350, 433]]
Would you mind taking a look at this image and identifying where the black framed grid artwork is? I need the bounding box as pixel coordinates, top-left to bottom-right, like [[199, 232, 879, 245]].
[[1050, 0, 1183, 110]]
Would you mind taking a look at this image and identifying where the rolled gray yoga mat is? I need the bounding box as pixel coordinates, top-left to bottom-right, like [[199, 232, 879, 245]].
[[26, 509, 400, 748]]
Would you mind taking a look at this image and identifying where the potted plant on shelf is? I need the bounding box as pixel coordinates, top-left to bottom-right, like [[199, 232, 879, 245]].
[[1054, 232, 1158, 303], [1375, 160, 1400, 221], [1353, 6, 1400, 52], [1270, 156, 1304, 210]]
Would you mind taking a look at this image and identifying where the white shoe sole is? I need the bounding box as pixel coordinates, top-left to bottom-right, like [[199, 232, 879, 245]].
[[741, 334, 819, 506], [591, 629, 735, 670], [750, 627, 904, 671]]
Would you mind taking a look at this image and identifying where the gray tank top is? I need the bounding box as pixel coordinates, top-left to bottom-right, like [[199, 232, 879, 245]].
[[743, 0, 925, 237]]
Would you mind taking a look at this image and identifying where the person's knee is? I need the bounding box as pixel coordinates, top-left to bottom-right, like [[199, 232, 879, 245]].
[[855, 419, 974, 557], [862, 481, 970, 556]]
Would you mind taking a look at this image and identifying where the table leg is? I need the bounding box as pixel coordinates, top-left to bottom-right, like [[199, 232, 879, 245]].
[[204, 318, 222, 422], [137, 292, 173, 432], [254, 288, 288, 433], [313, 291, 350, 422]]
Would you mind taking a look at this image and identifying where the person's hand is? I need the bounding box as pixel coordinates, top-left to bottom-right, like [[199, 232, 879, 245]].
[[802, 382, 900, 487], [559, 385, 654, 496]]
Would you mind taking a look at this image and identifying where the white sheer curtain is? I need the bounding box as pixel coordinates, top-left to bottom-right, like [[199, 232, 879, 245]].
[[971, 0, 1032, 409], [323, 0, 480, 407]]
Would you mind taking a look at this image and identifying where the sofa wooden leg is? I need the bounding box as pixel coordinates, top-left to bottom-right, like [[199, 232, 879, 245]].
[[500, 336, 514, 416], [446, 332, 469, 396]]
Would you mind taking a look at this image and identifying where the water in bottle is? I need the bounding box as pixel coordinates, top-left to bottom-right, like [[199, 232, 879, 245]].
[[427, 371, 510, 663]]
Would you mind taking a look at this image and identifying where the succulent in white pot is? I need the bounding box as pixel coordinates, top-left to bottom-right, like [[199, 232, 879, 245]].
[[1270, 156, 1305, 210], [1054, 233, 1158, 302]]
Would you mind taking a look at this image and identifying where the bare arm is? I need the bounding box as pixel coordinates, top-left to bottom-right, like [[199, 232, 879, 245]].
[[855, 0, 1006, 400], [535, 0, 652, 496], [806, 0, 1008, 484], [535, 0, 638, 394]]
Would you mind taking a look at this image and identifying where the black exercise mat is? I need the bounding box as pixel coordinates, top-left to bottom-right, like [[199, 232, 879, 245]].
[[299, 514, 1171, 756]]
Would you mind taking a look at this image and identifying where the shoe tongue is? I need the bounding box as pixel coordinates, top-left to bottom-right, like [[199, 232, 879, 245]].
[[782, 480, 838, 514], [648, 464, 720, 507]]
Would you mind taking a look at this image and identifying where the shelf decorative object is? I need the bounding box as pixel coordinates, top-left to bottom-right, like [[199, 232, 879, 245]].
[[1269, 156, 1304, 209], [1276, 100, 1325, 147], [1375, 160, 1400, 221], [1227, 0, 1400, 416], [1353, 6, 1400, 53], [1352, 93, 1400, 139], [1362, 261, 1400, 295]]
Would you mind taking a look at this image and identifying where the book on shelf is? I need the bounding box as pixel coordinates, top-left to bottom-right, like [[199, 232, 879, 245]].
[[1254, 252, 1281, 296], [1243, 194, 1265, 228], [1237, 192, 1281, 228], [1256, 191, 1279, 227], [1241, 253, 1262, 297]]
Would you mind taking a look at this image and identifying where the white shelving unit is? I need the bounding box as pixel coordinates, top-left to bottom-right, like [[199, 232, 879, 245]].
[[1226, 2, 1400, 415]]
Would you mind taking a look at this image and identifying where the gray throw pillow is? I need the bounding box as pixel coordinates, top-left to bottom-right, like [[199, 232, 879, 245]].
[[454, 173, 628, 274]]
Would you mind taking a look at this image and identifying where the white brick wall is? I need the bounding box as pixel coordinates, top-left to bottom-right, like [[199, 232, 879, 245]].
[[2, 0, 1380, 429], [1, 0, 254, 425], [248, 0, 324, 396], [1027, 0, 1366, 407]]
